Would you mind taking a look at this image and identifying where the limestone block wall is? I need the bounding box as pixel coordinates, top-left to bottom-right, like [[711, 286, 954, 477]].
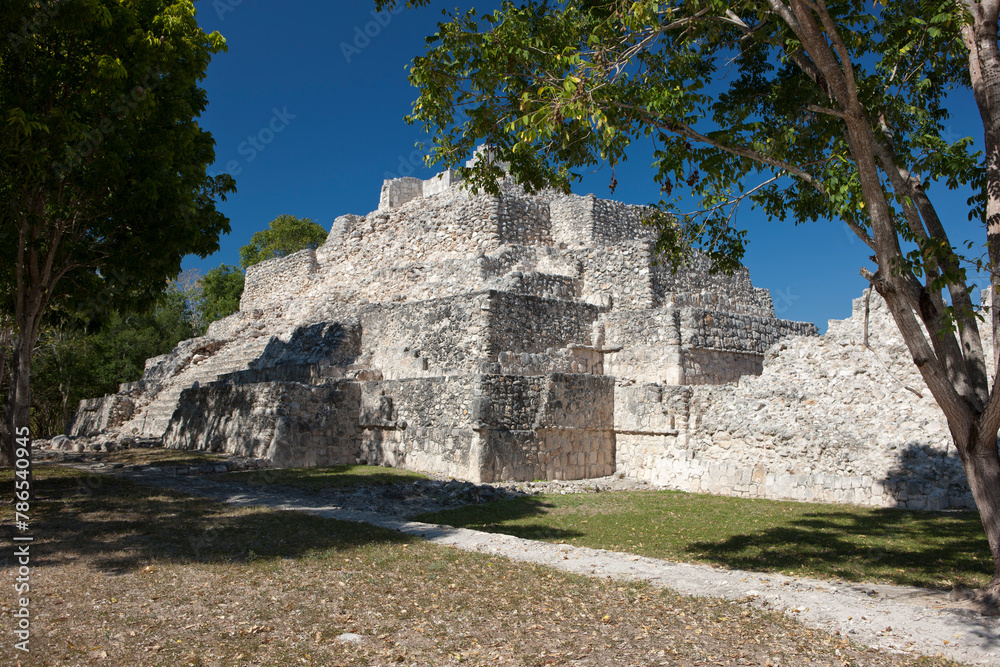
[[602, 305, 806, 386], [241, 248, 320, 311], [550, 194, 652, 247], [355, 373, 615, 482], [680, 308, 818, 354], [534, 373, 616, 481], [614, 385, 692, 476], [485, 291, 599, 357], [249, 321, 362, 371], [497, 347, 603, 376], [499, 194, 553, 245], [550, 195, 595, 247], [591, 198, 653, 245], [360, 293, 491, 379], [358, 376, 483, 481], [473, 374, 544, 430], [678, 309, 818, 385], [476, 245, 540, 279], [615, 384, 689, 434], [318, 214, 363, 257], [603, 309, 683, 384], [378, 171, 462, 211], [378, 176, 424, 210], [68, 394, 135, 437], [572, 242, 656, 311], [652, 253, 775, 317], [328, 188, 505, 288], [475, 373, 615, 482], [137, 338, 225, 390], [535, 373, 614, 430], [163, 381, 363, 468], [422, 169, 459, 197], [492, 271, 581, 301], [681, 349, 764, 385]]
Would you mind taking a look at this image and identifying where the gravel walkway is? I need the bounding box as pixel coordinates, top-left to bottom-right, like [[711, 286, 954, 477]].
[[74, 463, 1000, 666]]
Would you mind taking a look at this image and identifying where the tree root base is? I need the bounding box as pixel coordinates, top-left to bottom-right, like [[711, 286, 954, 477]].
[[951, 584, 1000, 616]]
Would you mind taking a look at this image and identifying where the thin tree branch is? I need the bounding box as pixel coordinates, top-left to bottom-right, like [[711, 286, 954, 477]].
[[861, 286, 924, 398], [814, 0, 859, 102], [807, 104, 851, 120]]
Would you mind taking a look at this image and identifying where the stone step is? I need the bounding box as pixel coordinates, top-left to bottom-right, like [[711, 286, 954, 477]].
[[119, 335, 275, 437]]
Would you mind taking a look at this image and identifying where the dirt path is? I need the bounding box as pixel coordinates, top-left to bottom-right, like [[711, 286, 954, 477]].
[[100, 466, 1000, 666]]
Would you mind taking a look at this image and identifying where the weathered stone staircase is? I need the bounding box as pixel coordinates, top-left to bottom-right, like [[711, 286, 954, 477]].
[[119, 335, 273, 438]]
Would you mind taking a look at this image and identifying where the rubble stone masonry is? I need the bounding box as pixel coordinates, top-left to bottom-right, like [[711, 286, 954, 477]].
[[70, 151, 975, 509]]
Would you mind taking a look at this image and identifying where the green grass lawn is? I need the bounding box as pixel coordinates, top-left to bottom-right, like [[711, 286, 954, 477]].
[[214, 464, 429, 491], [417, 489, 994, 590]]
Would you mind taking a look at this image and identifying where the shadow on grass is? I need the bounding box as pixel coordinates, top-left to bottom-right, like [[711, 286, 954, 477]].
[[418, 486, 992, 589], [1, 467, 412, 576], [417, 496, 585, 542], [214, 464, 427, 492], [99, 450, 228, 468], [685, 507, 992, 588]]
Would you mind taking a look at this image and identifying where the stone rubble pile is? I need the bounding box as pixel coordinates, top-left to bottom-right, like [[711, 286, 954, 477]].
[[619, 291, 975, 508]]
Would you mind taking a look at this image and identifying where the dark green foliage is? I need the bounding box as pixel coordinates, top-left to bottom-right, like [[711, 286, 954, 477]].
[[238, 215, 328, 270], [27, 287, 196, 437], [197, 264, 244, 329], [1, 0, 235, 462], [0, 0, 236, 315]]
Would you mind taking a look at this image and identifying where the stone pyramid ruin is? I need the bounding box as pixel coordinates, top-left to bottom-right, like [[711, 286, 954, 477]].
[[70, 149, 972, 509]]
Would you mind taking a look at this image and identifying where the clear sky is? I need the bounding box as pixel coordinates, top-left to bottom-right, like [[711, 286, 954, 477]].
[[184, 1, 986, 332]]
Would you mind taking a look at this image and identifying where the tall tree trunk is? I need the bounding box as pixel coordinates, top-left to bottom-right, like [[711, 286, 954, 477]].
[[2, 262, 47, 467], [0, 380, 13, 468], [956, 1, 1000, 604], [961, 1, 1000, 359], [959, 423, 1000, 601], [0, 335, 34, 467]]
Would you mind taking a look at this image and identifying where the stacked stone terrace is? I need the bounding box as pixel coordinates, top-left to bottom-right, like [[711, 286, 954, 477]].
[[71, 151, 973, 508]]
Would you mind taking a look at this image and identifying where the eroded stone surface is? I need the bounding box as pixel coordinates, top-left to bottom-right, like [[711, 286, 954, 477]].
[[68, 157, 976, 508]]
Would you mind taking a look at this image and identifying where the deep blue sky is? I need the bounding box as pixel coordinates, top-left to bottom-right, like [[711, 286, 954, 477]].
[[185, 1, 985, 332]]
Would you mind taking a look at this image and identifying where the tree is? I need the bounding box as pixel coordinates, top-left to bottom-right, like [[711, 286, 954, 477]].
[[238, 215, 329, 269], [195, 215, 327, 330], [29, 326, 90, 437], [385, 0, 1000, 605], [197, 264, 244, 328], [27, 285, 196, 437], [0, 1, 234, 465]]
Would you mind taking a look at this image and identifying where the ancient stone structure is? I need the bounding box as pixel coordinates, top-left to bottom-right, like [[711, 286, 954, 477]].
[[70, 149, 975, 509]]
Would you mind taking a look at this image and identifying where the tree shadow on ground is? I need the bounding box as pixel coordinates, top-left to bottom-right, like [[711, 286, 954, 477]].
[[417, 496, 585, 542], [214, 464, 427, 492], [684, 506, 992, 588], [0, 468, 411, 576]]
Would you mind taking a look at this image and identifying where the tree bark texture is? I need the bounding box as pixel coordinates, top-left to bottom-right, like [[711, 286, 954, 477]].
[[779, 0, 1000, 599]]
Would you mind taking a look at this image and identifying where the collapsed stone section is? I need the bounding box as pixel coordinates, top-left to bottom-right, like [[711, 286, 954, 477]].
[[615, 291, 976, 510]]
